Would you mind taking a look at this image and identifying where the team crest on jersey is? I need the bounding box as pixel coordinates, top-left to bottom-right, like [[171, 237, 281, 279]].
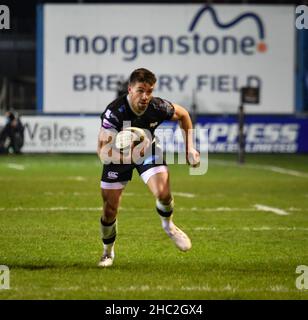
[[118, 105, 125, 113], [105, 110, 119, 122], [150, 122, 158, 128], [107, 171, 118, 179]]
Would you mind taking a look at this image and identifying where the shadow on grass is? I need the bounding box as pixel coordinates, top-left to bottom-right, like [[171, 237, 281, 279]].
[[10, 263, 99, 271], [7, 258, 293, 275], [9, 260, 208, 273]]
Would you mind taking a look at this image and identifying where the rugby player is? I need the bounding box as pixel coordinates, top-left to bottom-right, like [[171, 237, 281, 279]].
[[97, 68, 200, 267]]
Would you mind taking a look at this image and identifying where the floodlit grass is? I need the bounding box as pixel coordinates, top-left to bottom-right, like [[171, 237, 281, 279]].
[[0, 153, 308, 299]]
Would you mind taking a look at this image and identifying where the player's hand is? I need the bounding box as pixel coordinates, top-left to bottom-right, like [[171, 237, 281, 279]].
[[186, 148, 200, 168], [138, 135, 151, 157], [132, 135, 151, 163]]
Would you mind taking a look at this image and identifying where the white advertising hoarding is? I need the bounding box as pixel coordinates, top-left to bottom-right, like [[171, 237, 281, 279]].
[[1, 115, 305, 154], [1, 116, 100, 153], [39, 4, 295, 114]]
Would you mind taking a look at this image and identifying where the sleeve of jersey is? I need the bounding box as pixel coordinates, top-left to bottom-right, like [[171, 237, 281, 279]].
[[100, 110, 121, 132], [160, 99, 175, 121]]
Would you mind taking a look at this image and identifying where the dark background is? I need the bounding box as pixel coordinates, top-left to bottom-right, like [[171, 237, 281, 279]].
[[0, 0, 307, 112]]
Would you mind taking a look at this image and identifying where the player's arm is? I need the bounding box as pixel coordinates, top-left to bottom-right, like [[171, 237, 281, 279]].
[[171, 104, 200, 167], [97, 127, 114, 163], [97, 127, 131, 164]]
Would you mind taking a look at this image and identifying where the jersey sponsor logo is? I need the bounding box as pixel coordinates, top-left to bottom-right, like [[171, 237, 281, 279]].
[[107, 171, 118, 179]]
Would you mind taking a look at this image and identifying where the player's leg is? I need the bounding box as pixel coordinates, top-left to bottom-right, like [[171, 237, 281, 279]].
[[143, 168, 192, 251], [99, 163, 133, 267], [98, 184, 125, 267]]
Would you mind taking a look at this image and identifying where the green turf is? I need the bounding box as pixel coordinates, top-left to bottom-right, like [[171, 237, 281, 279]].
[[0, 153, 308, 299]]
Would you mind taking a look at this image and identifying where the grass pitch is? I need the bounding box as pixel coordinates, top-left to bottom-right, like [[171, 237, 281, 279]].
[[0, 153, 308, 299]]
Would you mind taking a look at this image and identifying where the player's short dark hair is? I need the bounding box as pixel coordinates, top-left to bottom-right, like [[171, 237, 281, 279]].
[[129, 68, 157, 86], [6, 111, 15, 122]]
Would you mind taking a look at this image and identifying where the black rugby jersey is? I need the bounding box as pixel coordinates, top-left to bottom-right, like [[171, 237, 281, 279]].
[[100, 95, 175, 136]]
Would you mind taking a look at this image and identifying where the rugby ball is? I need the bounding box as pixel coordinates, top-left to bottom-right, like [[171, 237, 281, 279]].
[[115, 127, 146, 150]]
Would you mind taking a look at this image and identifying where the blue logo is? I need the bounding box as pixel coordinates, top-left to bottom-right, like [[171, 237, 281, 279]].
[[118, 105, 125, 113], [143, 155, 159, 165], [189, 5, 267, 53]]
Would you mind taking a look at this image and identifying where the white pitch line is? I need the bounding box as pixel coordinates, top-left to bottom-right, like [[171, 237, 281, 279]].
[[266, 166, 308, 178], [43, 191, 140, 197], [122, 192, 137, 196], [0, 207, 101, 212], [211, 160, 308, 178], [194, 226, 308, 232], [41, 191, 196, 198], [123, 192, 196, 198], [68, 176, 86, 181], [288, 207, 302, 212], [254, 204, 290, 216], [0, 206, 304, 213], [43, 191, 96, 196], [50, 285, 297, 293], [173, 192, 196, 198], [7, 163, 25, 170], [178, 206, 302, 213]]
